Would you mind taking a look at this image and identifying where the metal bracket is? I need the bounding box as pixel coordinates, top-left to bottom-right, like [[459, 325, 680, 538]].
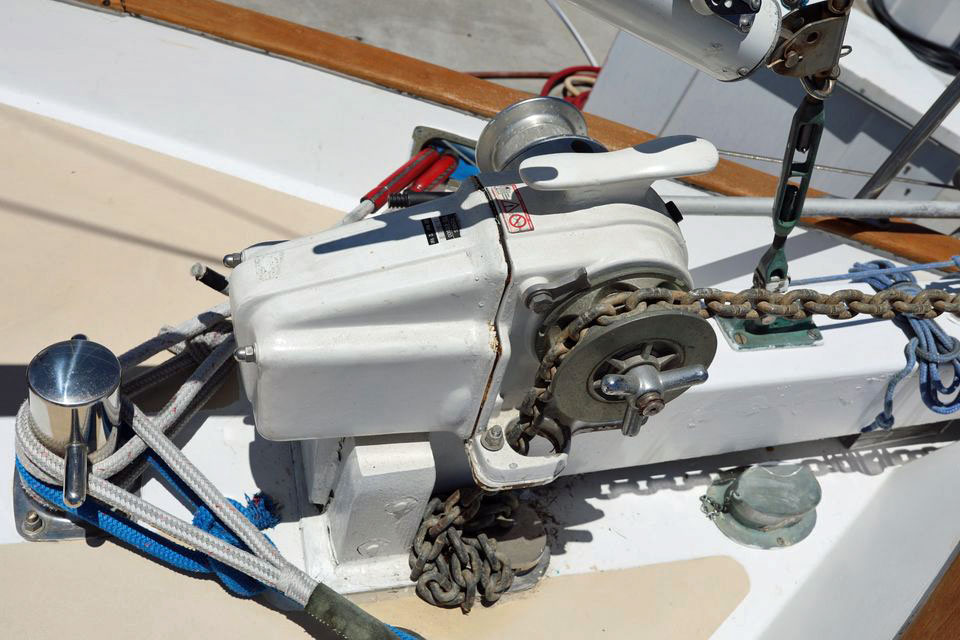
[[13, 470, 91, 542], [410, 125, 477, 157], [716, 315, 822, 351], [769, 1, 852, 81]]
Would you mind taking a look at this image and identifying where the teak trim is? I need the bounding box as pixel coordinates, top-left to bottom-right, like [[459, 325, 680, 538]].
[[78, 0, 960, 267]]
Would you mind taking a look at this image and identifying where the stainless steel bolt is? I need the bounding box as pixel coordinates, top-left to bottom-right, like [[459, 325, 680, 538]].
[[222, 252, 243, 269], [481, 425, 505, 451], [748, 0, 761, 10], [234, 345, 257, 363], [737, 67, 751, 77], [23, 510, 43, 534], [528, 291, 554, 314]]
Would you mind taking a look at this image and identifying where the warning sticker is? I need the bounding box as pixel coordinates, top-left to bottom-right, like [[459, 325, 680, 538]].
[[486, 184, 533, 233], [421, 213, 461, 246]]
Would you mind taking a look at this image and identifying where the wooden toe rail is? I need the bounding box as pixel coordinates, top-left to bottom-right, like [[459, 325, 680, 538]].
[[80, 0, 960, 267]]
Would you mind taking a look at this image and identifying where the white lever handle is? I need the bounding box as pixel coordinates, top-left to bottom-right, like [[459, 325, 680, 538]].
[[518, 135, 719, 191]]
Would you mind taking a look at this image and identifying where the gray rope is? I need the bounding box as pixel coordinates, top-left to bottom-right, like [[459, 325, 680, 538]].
[[14, 310, 319, 606], [118, 302, 231, 370]]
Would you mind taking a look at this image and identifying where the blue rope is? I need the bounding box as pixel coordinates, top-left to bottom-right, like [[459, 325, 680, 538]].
[[792, 255, 960, 287], [849, 260, 960, 432], [15, 455, 278, 598]]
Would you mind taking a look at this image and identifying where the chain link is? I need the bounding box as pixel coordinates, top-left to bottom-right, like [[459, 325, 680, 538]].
[[409, 488, 518, 612], [511, 285, 960, 451]]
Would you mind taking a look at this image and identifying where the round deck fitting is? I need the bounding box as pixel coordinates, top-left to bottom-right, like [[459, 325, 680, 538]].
[[704, 464, 821, 550]]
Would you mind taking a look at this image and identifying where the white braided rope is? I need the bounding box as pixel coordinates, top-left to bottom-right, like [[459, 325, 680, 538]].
[[14, 310, 319, 606]]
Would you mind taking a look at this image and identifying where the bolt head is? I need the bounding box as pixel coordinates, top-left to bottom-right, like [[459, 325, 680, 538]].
[[734, 332, 748, 345], [234, 345, 257, 363], [481, 424, 505, 451], [528, 291, 554, 313], [222, 252, 243, 269], [23, 510, 43, 534], [784, 51, 801, 70]]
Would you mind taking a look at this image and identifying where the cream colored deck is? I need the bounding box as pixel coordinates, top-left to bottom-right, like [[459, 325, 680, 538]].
[[0, 104, 747, 639]]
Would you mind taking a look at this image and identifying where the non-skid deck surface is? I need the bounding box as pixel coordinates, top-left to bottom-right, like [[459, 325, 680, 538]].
[[0, 539, 748, 639], [0, 101, 337, 395]]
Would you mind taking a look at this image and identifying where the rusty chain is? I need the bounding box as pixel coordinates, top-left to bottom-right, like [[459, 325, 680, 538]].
[[510, 285, 960, 452], [409, 488, 518, 612]]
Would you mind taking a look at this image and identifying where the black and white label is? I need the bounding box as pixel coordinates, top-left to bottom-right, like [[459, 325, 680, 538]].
[[422, 213, 461, 245]]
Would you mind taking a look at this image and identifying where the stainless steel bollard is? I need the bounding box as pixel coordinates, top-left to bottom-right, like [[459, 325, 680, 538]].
[[27, 339, 121, 507]]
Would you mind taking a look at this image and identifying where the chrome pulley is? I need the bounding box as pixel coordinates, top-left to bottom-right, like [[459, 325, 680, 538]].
[[514, 276, 717, 453]]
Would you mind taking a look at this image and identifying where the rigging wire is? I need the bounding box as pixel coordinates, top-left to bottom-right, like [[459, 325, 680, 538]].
[[718, 148, 960, 191], [544, 0, 600, 67]]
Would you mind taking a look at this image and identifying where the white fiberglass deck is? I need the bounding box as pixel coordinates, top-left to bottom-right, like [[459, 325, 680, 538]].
[[2, 2, 960, 639]]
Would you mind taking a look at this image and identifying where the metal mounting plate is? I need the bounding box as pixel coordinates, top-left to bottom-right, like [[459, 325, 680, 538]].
[[716, 316, 822, 351], [12, 469, 90, 541]]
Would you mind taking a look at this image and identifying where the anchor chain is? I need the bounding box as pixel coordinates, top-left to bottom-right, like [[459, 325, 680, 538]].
[[512, 285, 960, 452], [409, 488, 518, 612]]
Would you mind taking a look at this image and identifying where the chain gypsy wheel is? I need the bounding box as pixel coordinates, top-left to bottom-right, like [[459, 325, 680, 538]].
[[543, 310, 717, 433]]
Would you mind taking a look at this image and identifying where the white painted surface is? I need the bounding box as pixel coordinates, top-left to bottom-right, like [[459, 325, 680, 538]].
[[568, 0, 782, 81], [2, 2, 960, 638], [327, 436, 434, 563], [518, 135, 718, 190], [0, 0, 485, 212], [840, 9, 960, 152]]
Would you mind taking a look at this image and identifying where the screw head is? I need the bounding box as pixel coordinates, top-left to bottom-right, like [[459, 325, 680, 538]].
[[734, 332, 748, 345]]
